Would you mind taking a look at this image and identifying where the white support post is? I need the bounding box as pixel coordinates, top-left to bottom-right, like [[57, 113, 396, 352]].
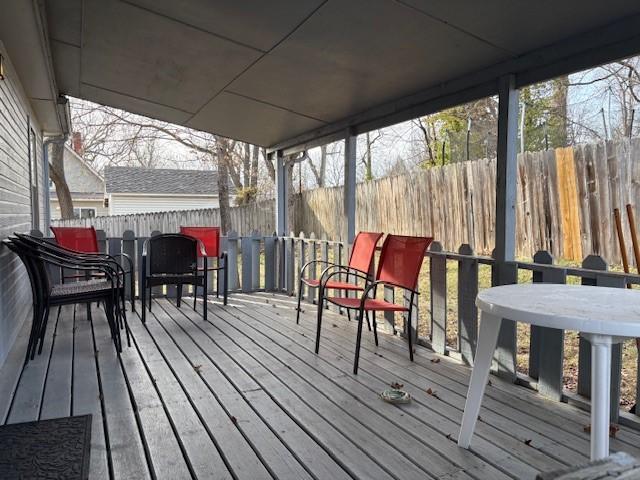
[[344, 129, 357, 245], [274, 149, 289, 236], [494, 74, 519, 265]]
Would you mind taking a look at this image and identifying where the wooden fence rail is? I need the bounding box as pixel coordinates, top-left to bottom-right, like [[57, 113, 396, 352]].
[[32, 227, 640, 430]]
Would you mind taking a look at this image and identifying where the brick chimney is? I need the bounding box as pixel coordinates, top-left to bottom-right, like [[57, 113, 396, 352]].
[[71, 132, 83, 156]]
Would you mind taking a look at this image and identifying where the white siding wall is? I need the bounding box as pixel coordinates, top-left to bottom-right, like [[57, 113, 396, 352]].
[[0, 43, 44, 365], [109, 194, 219, 215]]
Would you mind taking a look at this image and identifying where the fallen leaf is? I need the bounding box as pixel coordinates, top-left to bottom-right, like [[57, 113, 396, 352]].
[[610, 425, 620, 438], [426, 388, 440, 399], [332, 324, 338, 328], [193, 364, 202, 373], [524, 439, 532, 446], [391, 382, 404, 389], [445, 433, 452, 440], [430, 358, 441, 364]]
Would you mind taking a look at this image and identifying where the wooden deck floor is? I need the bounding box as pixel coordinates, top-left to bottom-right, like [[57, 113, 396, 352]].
[[1, 293, 640, 479]]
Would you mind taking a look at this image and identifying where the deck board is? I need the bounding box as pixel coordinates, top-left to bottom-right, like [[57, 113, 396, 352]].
[[1, 292, 640, 479]]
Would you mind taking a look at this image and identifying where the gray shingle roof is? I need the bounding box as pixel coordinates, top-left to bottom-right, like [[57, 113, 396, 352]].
[[104, 166, 219, 195]]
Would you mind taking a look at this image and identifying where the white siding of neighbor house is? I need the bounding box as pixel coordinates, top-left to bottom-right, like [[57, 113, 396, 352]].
[[109, 194, 220, 215], [0, 42, 45, 365]]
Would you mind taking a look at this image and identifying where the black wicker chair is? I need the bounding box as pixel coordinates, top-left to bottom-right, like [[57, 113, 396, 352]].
[[4, 235, 128, 362], [141, 234, 207, 323]]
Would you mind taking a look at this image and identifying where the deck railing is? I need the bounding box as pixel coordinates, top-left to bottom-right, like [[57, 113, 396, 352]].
[[30, 228, 640, 429]]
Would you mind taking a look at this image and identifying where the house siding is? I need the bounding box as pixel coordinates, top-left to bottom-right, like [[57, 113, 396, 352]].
[[109, 194, 220, 215], [0, 43, 44, 365]]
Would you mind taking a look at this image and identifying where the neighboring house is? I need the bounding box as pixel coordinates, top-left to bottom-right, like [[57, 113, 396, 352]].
[[104, 166, 220, 215], [49, 143, 108, 220], [0, 28, 70, 364]]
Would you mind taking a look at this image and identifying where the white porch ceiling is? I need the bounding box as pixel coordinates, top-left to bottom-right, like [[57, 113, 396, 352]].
[[45, 0, 640, 147]]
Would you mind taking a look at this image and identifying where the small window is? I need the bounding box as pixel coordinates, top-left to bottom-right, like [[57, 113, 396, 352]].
[[73, 207, 96, 219], [28, 127, 39, 228]]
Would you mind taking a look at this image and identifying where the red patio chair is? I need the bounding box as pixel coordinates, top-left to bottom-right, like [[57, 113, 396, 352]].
[[316, 234, 433, 374], [179, 226, 228, 306], [50, 226, 135, 312], [296, 231, 383, 324], [50, 226, 99, 253]]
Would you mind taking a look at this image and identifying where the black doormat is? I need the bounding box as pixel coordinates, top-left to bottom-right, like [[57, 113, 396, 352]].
[[0, 414, 92, 479]]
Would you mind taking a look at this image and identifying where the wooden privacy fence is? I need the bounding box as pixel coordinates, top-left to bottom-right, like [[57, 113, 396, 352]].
[[51, 199, 275, 238], [53, 138, 640, 265], [295, 137, 640, 265], [32, 227, 640, 429]]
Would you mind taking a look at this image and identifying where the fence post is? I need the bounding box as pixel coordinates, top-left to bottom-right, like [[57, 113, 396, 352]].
[[96, 229, 107, 253], [491, 253, 518, 382], [577, 255, 623, 423], [251, 231, 261, 291], [458, 244, 478, 365], [149, 230, 163, 297], [137, 234, 148, 300], [298, 232, 307, 300], [382, 286, 396, 335], [430, 242, 447, 355], [285, 232, 295, 296], [122, 230, 135, 299], [264, 233, 277, 291], [277, 235, 286, 291], [321, 238, 329, 310], [227, 231, 239, 291], [219, 235, 228, 296], [308, 233, 318, 305], [241, 234, 252, 293], [531, 250, 567, 401]]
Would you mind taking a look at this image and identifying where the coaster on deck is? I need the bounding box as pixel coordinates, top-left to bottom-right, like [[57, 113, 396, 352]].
[[380, 388, 411, 404]]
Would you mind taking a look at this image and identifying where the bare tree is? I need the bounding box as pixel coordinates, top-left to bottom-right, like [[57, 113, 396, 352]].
[[49, 142, 74, 218]]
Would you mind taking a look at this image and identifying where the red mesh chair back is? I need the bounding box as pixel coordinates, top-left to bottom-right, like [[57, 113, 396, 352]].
[[376, 235, 433, 290], [347, 231, 383, 273], [50, 226, 99, 253], [180, 226, 220, 258]]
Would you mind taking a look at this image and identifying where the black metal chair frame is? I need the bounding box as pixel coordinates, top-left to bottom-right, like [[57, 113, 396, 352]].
[[316, 268, 419, 374], [296, 260, 375, 327], [20, 233, 134, 317], [141, 234, 207, 323], [5, 235, 129, 362], [188, 252, 228, 309]]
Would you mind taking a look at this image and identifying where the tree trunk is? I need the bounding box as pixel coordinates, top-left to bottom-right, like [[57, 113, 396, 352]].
[[250, 145, 259, 188], [49, 142, 74, 219], [242, 143, 250, 187], [215, 139, 232, 234], [365, 132, 373, 181]]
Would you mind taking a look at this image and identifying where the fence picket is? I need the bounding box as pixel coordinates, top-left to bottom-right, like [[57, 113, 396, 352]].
[[429, 242, 447, 355], [458, 244, 478, 365]]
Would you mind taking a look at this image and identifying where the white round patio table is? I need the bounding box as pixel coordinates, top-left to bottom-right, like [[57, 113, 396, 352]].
[[457, 283, 640, 461]]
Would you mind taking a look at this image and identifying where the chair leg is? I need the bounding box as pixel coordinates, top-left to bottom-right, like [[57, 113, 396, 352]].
[[149, 287, 153, 312], [203, 273, 208, 322], [295, 277, 304, 324], [407, 309, 414, 362], [347, 309, 351, 322], [354, 305, 366, 374], [176, 284, 183, 308], [25, 304, 42, 363], [141, 285, 146, 323], [223, 262, 228, 306], [365, 311, 372, 331], [36, 305, 51, 358], [372, 311, 379, 346], [193, 283, 198, 311], [315, 288, 325, 354]]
